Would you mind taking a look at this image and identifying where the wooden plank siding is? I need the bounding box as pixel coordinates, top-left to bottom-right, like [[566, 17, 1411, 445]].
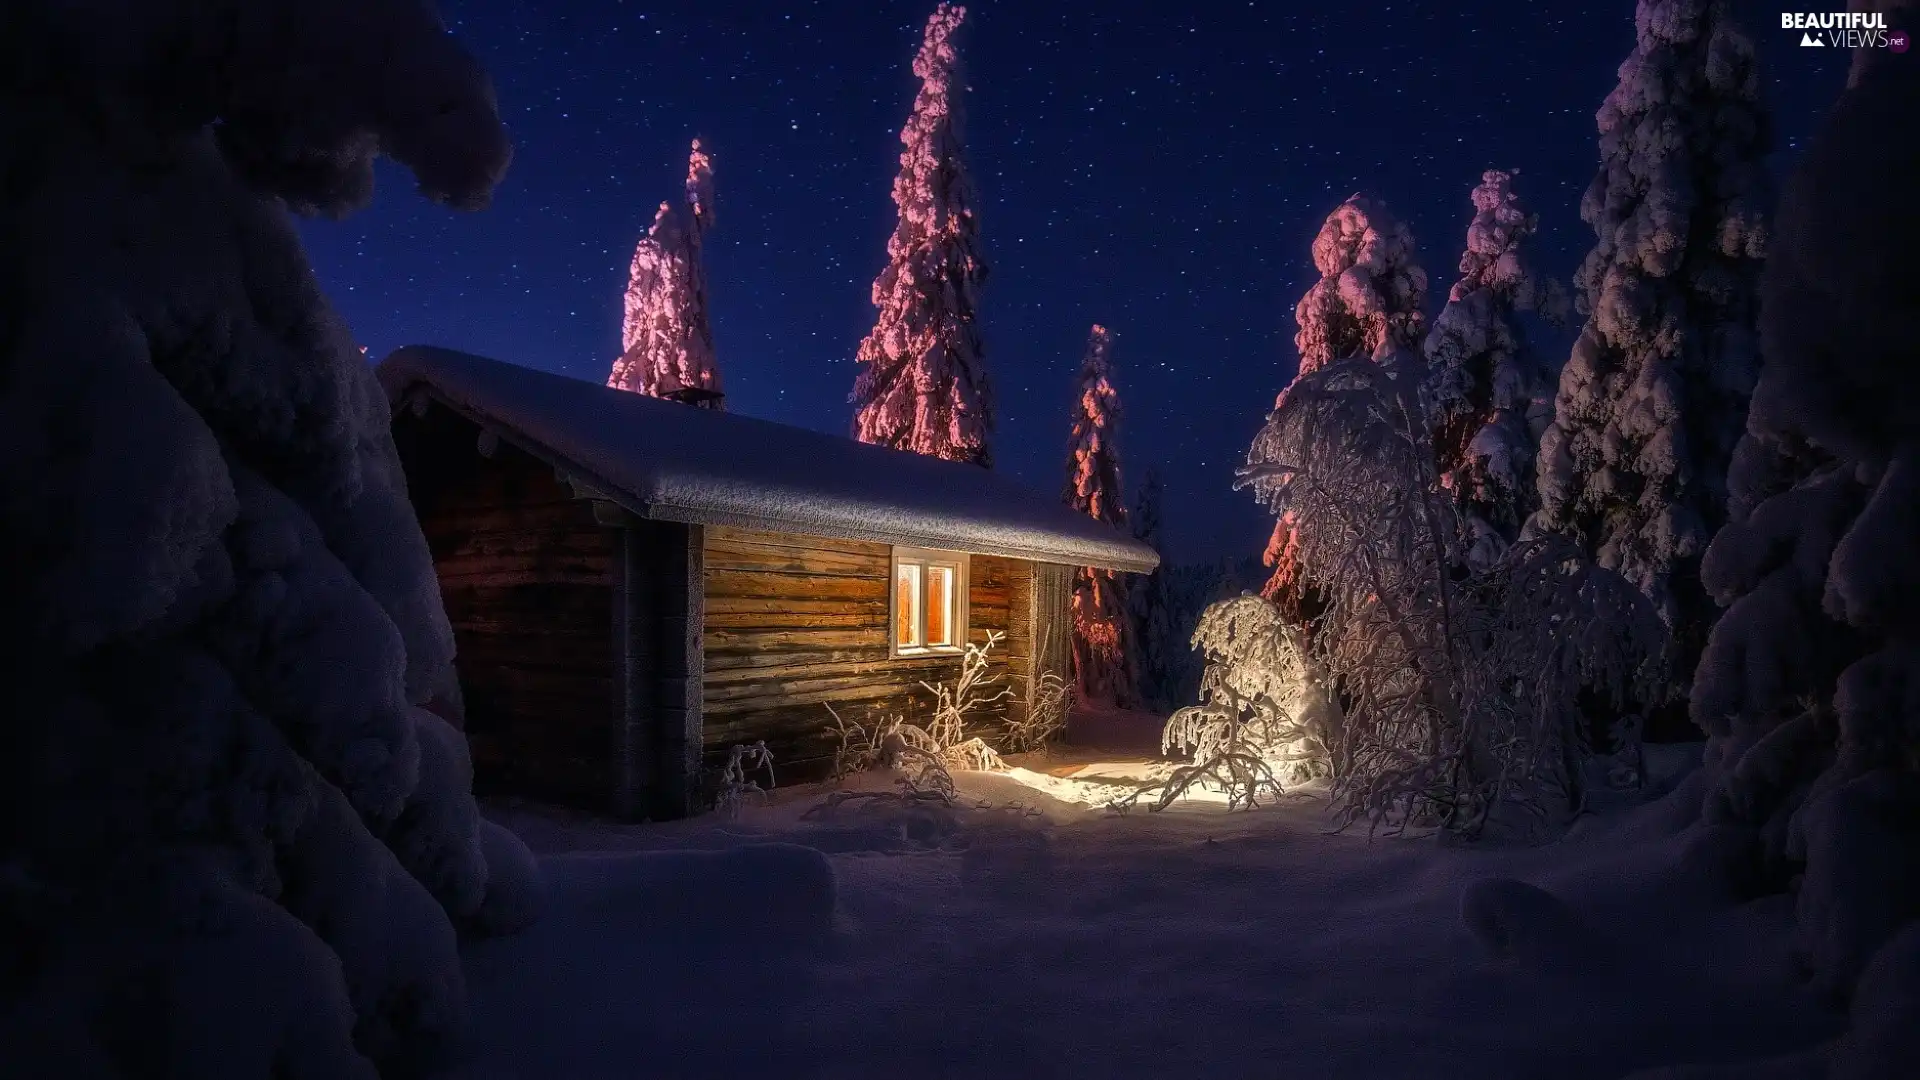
[[700, 526, 1036, 779], [402, 420, 619, 811]]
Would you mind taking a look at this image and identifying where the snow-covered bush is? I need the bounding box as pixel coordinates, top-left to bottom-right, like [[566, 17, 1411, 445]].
[[1688, 6, 1920, 1014], [0, 1, 538, 1074], [704, 741, 775, 819], [1006, 672, 1075, 754], [1239, 358, 1667, 837], [1529, 0, 1770, 708], [1261, 195, 1429, 617], [607, 139, 723, 407], [1121, 594, 1341, 812], [1425, 169, 1569, 569], [1063, 325, 1140, 707], [851, 2, 992, 466], [824, 630, 1015, 790]]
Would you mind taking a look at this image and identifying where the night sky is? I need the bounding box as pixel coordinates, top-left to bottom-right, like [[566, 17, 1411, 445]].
[[302, 0, 1847, 561]]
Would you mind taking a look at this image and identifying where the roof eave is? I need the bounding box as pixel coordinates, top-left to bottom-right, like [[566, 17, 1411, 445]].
[[394, 382, 1160, 574]]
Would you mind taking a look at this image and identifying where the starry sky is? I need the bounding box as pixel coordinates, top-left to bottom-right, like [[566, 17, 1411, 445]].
[[302, 0, 1848, 562]]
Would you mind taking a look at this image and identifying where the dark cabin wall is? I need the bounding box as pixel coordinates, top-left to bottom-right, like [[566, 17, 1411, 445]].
[[701, 526, 1036, 777], [392, 404, 617, 809]]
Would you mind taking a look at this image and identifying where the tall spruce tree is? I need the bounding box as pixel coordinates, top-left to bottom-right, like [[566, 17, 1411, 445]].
[[1064, 325, 1138, 707], [1261, 195, 1428, 617], [850, 3, 991, 466], [608, 139, 723, 407], [1530, 0, 1770, 711], [1425, 169, 1569, 568]]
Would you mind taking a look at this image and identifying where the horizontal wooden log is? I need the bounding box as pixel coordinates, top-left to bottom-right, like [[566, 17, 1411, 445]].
[[704, 610, 886, 631], [706, 525, 887, 559], [705, 661, 994, 706], [705, 570, 887, 602], [706, 626, 887, 652], [704, 596, 888, 618], [702, 541, 889, 578], [703, 679, 941, 715], [704, 646, 886, 673], [967, 584, 1011, 607], [704, 651, 990, 688]]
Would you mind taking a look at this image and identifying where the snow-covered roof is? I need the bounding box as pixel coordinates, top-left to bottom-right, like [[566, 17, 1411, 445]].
[[379, 346, 1158, 573]]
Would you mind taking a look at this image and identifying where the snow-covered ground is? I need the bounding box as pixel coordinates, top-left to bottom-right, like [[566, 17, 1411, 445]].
[[458, 741, 1842, 1080]]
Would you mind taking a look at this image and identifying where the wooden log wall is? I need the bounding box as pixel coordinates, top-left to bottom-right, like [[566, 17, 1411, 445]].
[[409, 430, 617, 810], [701, 526, 1035, 780]]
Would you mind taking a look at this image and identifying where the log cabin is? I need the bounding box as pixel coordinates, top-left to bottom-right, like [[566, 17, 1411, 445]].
[[377, 346, 1158, 820]]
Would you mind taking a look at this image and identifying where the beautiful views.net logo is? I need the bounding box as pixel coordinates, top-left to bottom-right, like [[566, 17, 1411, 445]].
[[1783, 11, 1909, 50]]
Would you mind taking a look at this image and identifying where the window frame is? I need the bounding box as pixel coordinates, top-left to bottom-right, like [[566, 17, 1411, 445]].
[[889, 547, 970, 658]]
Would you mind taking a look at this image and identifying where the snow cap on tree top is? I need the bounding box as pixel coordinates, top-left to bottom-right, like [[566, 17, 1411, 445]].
[[1294, 194, 1428, 373], [685, 138, 714, 232], [917, 4, 968, 83]]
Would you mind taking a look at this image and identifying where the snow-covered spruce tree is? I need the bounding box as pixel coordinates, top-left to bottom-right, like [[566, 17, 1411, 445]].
[[1261, 196, 1428, 619], [1425, 170, 1569, 569], [1064, 325, 1139, 707], [1529, 0, 1770, 716], [1239, 358, 1665, 837], [851, 2, 992, 467], [1685, 8, 1920, 1048], [1127, 467, 1181, 712], [607, 139, 723, 408], [0, 1, 542, 1074]]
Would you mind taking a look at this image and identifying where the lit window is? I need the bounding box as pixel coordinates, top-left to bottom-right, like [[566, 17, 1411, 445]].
[[892, 549, 967, 656]]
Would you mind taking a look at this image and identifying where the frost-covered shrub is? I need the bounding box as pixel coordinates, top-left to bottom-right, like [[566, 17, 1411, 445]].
[[1239, 358, 1667, 837], [1122, 594, 1341, 812], [1425, 169, 1569, 569], [1261, 195, 1428, 619], [0, 1, 538, 1074], [823, 630, 1015, 790], [1529, 0, 1770, 708], [608, 140, 723, 407], [851, 2, 992, 466], [1687, 5, 1920, 1015]]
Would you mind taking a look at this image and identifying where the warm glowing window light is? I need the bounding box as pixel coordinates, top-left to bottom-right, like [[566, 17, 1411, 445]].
[[892, 550, 967, 656]]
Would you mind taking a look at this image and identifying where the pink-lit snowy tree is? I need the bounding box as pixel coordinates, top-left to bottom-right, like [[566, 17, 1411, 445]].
[[1260, 196, 1428, 619], [850, 3, 991, 467], [1529, 0, 1770, 715], [1064, 325, 1139, 707], [608, 139, 723, 408], [1425, 170, 1568, 568]]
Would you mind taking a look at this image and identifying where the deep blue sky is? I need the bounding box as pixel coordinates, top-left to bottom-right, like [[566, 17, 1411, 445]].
[[303, 0, 1847, 561]]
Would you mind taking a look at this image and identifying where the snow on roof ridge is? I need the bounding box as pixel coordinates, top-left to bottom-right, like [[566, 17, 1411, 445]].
[[377, 346, 1159, 573]]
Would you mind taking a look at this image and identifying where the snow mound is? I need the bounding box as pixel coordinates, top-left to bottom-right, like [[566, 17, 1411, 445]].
[[1459, 877, 1599, 971], [547, 844, 837, 942]]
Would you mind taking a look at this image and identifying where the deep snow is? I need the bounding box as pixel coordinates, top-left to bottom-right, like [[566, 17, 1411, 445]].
[[459, 743, 1844, 1080]]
